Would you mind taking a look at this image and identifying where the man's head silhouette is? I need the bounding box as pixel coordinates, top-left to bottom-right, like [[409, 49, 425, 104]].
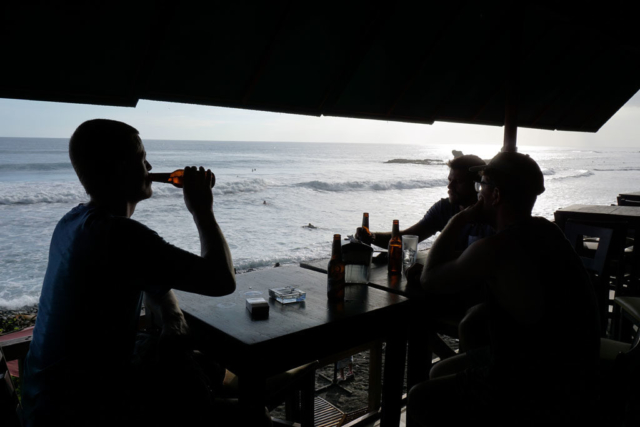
[[69, 119, 152, 203]]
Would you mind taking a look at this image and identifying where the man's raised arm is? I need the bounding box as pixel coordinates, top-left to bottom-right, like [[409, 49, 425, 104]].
[[420, 199, 493, 293], [356, 220, 437, 248], [177, 166, 236, 297]]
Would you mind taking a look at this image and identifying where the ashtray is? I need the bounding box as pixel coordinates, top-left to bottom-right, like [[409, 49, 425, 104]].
[[268, 286, 306, 304]]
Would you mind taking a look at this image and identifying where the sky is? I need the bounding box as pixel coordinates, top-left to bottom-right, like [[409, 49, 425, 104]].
[[1, 91, 640, 147]]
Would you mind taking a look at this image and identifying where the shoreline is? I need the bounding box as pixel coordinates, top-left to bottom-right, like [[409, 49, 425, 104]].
[[0, 305, 38, 336], [0, 261, 291, 334]]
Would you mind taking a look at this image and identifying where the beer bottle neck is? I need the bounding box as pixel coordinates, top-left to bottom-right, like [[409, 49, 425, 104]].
[[391, 220, 399, 237], [331, 235, 342, 260], [362, 213, 369, 229]]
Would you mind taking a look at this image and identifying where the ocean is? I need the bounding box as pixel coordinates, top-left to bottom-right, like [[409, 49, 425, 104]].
[[1, 137, 640, 309]]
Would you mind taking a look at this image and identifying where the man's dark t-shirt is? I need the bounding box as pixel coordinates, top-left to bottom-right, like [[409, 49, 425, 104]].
[[418, 198, 493, 250], [22, 204, 215, 426], [459, 217, 600, 420]]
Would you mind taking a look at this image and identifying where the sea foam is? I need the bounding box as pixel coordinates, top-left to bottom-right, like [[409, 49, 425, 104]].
[[0, 182, 87, 205], [0, 294, 40, 310], [547, 170, 594, 181], [0, 162, 73, 172], [296, 178, 447, 192]]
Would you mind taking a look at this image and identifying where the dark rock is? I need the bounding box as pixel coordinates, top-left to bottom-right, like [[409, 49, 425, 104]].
[[384, 158, 444, 165]]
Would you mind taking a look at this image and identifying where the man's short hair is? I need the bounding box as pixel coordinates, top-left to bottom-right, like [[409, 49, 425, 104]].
[[471, 152, 545, 211], [69, 119, 140, 198], [446, 155, 486, 182]]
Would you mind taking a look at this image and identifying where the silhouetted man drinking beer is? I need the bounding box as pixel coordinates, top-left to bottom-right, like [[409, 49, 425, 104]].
[[21, 119, 263, 426]]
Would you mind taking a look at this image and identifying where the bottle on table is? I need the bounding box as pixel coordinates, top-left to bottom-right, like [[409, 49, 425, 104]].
[[358, 212, 373, 245], [388, 219, 402, 275], [362, 212, 370, 235], [149, 169, 215, 188], [327, 234, 346, 301]]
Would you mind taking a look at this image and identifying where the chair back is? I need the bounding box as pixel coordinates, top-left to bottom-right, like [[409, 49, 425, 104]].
[[564, 221, 618, 337], [0, 347, 23, 427], [564, 221, 615, 277], [603, 297, 640, 425]]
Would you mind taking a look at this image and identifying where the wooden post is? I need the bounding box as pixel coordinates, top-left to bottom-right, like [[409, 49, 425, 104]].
[[368, 340, 383, 412], [502, 5, 523, 153]]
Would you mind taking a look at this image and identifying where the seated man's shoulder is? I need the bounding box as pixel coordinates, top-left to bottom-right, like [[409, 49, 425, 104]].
[[484, 230, 520, 256], [427, 198, 455, 215], [515, 216, 563, 241], [433, 197, 452, 208]]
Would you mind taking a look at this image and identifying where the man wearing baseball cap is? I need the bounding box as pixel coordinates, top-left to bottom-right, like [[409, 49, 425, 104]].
[[408, 152, 600, 426]]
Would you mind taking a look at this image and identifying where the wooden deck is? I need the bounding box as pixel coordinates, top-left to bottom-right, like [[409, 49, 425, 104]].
[[341, 407, 407, 427]]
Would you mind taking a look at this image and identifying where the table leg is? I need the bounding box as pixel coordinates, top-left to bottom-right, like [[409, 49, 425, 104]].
[[407, 298, 432, 389], [368, 340, 383, 412], [380, 330, 407, 427], [405, 301, 433, 427], [407, 325, 430, 388], [238, 369, 269, 425], [300, 368, 315, 427], [630, 229, 640, 296]]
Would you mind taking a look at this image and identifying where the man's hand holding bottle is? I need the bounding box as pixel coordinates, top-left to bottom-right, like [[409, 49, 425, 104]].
[[355, 226, 375, 245], [183, 166, 215, 217]]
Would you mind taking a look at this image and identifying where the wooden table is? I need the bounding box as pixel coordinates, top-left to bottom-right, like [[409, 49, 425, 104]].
[[301, 250, 428, 296], [301, 250, 433, 417], [554, 204, 640, 230], [618, 191, 640, 202], [175, 266, 410, 426]]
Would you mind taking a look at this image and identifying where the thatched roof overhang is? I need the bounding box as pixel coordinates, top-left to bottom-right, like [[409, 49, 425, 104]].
[[1, 1, 639, 148]]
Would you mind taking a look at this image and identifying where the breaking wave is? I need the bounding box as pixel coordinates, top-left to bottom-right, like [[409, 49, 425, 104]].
[[0, 182, 88, 205], [0, 294, 40, 309], [296, 178, 448, 192], [546, 170, 594, 181], [214, 178, 270, 195], [0, 162, 73, 172], [0, 178, 273, 205]]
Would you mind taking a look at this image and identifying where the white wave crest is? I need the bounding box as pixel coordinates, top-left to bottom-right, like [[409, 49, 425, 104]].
[[0, 294, 39, 309], [297, 178, 448, 192], [0, 182, 88, 205], [0, 178, 273, 206], [547, 170, 593, 181], [0, 162, 73, 172], [541, 168, 555, 176], [214, 178, 270, 195]]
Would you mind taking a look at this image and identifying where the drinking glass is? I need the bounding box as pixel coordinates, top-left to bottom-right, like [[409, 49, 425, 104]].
[[402, 235, 418, 272]]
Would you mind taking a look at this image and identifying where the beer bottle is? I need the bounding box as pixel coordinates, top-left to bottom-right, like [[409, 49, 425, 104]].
[[358, 212, 373, 245], [362, 213, 370, 234], [327, 234, 346, 301], [388, 220, 402, 275], [149, 169, 215, 188]]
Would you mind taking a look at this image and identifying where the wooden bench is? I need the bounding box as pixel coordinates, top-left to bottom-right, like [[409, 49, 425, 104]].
[[0, 346, 23, 427]]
